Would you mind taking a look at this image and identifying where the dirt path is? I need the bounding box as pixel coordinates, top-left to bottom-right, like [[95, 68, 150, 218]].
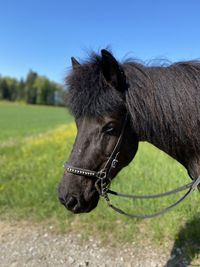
[[0, 222, 198, 267]]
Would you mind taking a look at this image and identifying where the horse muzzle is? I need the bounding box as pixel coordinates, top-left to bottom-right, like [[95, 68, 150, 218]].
[[58, 177, 100, 213]]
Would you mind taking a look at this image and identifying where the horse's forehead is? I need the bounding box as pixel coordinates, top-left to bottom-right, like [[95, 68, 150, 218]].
[[76, 115, 122, 142], [77, 114, 118, 127], [77, 116, 104, 130]]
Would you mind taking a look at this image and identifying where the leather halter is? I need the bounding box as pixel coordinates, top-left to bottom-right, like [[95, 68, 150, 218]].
[[64, 114, 200, 219]]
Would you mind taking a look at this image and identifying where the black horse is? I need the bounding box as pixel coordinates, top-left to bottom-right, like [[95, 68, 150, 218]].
[[58, 49, 200, 214]]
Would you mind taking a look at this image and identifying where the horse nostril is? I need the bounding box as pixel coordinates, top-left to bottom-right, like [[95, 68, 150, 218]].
[[59, 196, 67, 205], [65, 196, 78, 209]]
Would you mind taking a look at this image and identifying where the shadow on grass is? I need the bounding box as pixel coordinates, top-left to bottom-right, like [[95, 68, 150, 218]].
[[164, 216, 200, 267]]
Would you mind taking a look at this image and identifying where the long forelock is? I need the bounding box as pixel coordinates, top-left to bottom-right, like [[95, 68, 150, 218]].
[[66, 54, 125, 118]]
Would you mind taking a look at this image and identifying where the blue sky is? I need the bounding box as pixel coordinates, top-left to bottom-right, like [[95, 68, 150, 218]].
[[0, 0, 200, 83]]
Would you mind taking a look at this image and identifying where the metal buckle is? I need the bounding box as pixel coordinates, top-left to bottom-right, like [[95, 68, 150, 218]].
[[111, 152, 120, 169], [111, 158, 118, 168], [96, 170, 107, 180]]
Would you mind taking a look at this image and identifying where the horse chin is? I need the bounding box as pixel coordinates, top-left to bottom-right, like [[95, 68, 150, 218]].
[[71, 191, 100, 214], [84, 194, 100, 213]]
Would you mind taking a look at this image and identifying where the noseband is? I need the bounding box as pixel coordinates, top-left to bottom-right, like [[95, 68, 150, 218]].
[[64, 114, 200, 219]]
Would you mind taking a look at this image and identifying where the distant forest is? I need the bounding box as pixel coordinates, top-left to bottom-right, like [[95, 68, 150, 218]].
[[0, 70, 65, 106]]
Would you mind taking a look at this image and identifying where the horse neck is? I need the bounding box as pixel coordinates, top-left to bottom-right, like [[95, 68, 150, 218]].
[[124, 63, 195, 164]]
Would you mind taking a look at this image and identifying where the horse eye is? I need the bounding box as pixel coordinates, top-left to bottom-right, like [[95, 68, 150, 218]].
[[103, 123, 117, 135], [105, 127, 115, 134]]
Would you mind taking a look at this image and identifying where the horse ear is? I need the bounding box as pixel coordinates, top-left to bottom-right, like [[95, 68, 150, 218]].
[[101, 49, 121, 90], [71, 57, 80, 69]]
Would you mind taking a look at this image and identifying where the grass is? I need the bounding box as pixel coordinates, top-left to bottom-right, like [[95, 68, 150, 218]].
[[0, 101, 73, 140], [0, 101, 200, 251]]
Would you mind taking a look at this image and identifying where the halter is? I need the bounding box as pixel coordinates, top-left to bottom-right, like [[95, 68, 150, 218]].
[[65, 115, 128, 194], [64, 114, 200, 219]]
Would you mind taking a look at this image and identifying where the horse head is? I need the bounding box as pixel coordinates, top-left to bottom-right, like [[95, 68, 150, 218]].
[[58, 50, 138, 213]]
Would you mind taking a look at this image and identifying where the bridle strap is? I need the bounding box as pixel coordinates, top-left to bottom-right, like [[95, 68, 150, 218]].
[[64, 166, 97, 178], [103, 176, 200, 219], [107, 182, 193, 199], [106, 186, 193, 219]]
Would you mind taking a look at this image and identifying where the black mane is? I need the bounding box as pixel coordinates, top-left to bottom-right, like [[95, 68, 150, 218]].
[[66, 54, 125, 118], [123, 60, 200, 161], [66, 51, 200, 168]]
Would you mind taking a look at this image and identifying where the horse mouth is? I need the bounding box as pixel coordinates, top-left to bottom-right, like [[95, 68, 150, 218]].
[[78, 190, 100, 213], [60, 190, 100, 214]]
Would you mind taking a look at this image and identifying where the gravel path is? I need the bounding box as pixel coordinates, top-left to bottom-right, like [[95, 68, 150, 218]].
[[0, 222, 199, 267]]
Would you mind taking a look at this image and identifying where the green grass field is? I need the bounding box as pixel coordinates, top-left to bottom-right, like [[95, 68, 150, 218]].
[[0, 101, 200, 250], [0, 101, 73, 140]]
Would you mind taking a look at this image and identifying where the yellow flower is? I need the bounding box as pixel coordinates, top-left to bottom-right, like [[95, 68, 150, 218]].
[[26, 123, 76, 146]]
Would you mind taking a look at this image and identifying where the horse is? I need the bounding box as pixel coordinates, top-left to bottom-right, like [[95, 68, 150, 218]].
[[58, 49, 200, 214]]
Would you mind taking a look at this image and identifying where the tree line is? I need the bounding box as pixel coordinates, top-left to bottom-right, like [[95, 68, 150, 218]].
[[0, 70, 65, 106]]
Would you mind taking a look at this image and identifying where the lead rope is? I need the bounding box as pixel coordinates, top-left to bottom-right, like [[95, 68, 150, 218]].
[[100, 176, 200, 219]]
